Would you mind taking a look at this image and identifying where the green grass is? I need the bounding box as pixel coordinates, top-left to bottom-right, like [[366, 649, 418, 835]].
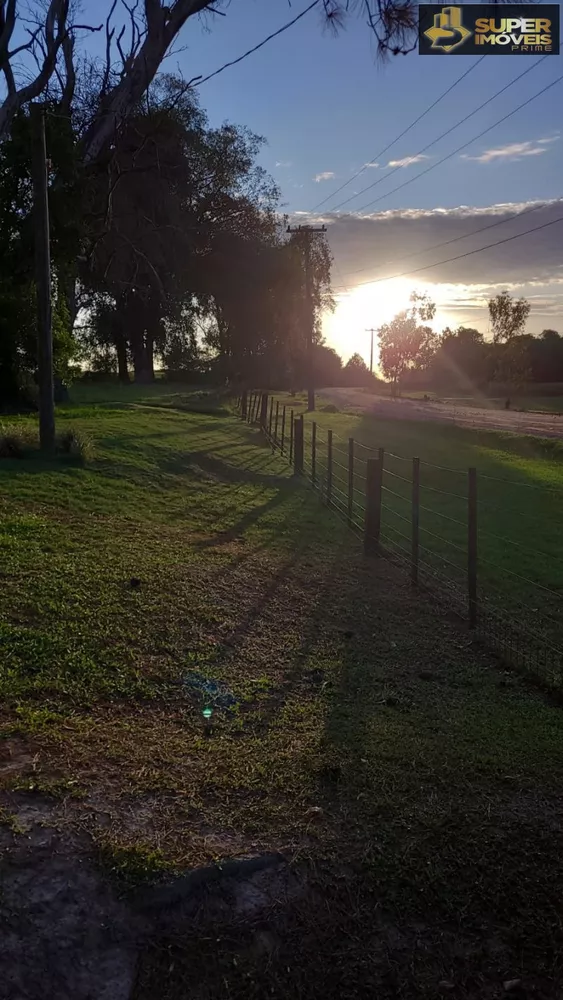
[[3, 384, 563, 996], [263, 391, 563, 682]]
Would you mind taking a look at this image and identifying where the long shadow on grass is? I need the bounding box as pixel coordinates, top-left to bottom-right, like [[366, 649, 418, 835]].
[[195, 489, 289, 551], [288, 523, 563, 997], [132, 488, 563, 998]]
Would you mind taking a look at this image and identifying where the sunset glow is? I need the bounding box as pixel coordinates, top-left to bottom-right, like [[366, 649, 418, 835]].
[[323, 278, 455, 370]]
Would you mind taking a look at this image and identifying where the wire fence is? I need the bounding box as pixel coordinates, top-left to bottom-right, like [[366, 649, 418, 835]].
[[237, 390, 563, 691]]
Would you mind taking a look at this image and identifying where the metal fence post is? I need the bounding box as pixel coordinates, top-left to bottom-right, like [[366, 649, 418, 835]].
[[268, 396, 274, 438], [468, 467, 477, 628], [327, 429, 333, 505], [294, 415, 304, 475], [260, 393, 269, 429], [348, 437, 354, 527], [412, 457, 420, 585], [281, 406, 287, 454], [274, 401, 280, 445], [364, 458, 382, 556], [311, 421, 317, 484], [289, 409, 294, 463]]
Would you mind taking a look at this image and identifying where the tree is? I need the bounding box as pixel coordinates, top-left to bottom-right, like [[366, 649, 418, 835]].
[[342, 352, 370, 387], [492, 336, 532, 392], [1, 1, 418, 158], [314, 344, 343, 386], [0, 107, 77, 406], [377, 293, 438, 391], [80, 77, 283, 383], [488, 291, 530, 344], [432, 326, 487, 391]]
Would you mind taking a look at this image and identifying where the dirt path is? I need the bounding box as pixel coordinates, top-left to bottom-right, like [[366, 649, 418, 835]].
[[322, 386, 563, 438]]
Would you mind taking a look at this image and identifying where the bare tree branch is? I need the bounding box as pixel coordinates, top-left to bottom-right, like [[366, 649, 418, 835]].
[[0, 0, 103, 137], [82, 0, 218, 164], [101, 0, 119, 96], [0, 0, 17, 65]]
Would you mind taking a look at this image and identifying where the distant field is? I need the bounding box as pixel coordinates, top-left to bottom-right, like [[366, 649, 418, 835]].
[[265, 390, 563, 682]]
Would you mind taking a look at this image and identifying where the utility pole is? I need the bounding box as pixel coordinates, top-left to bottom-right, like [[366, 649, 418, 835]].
[[31, 103, 55, 451], [365, 328, 376, 374], [287, 224, 327, 412]]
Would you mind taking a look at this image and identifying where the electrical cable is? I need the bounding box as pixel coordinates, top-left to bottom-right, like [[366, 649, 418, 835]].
[[311, 57, 485, 211], [331, 57, 547, 212], [351, 71, 563, 216]]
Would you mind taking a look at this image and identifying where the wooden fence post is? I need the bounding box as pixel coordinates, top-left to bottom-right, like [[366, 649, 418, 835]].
[[268, 396, 274, 438], [468, 467, 477, 628], [412, 457, 420, 585], [274, 401, 280, 445], [294, 415, 304, 475], [252, 393, 259, 424], [364, 458, 382, 556], [281, 406, 286, 454], [311, 422, 317, 484], [348, 437, 354, 527], [241, 389, 248, 421], [289, 409, 294, 463], [327, 429, 333, 505], [260, 393, 269, 429]]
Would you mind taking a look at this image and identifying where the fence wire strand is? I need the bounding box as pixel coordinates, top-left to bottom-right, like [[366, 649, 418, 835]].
[[246, 399, 563, 688]]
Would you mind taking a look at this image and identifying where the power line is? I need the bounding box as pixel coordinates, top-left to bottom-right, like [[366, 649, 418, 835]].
[[352, 71, 563, 215], [334, 211, 563, 289], [194, 1, 321, 87], [338, 199, 555, 280], [310, 57, 485, 212], [332, 56, 547, 213]]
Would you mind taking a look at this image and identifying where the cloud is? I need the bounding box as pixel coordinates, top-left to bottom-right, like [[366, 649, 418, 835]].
[[387, 154, 429, 168], [314, 171, 336, 183], [462, 137, 559, 163], [275, 160, 292, 168], [292, 200, 563, 329], [363, 161, 379, 169]]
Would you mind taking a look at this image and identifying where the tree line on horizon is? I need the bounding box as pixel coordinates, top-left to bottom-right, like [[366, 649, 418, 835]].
[[375, 290, 563, 396]]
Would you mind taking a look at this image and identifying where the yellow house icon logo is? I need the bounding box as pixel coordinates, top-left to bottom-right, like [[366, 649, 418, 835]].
[[423, 6, 472, 51]]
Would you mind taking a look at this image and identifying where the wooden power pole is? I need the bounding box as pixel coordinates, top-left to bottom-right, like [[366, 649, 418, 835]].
[[365, 328, 376, 374], [287, 224, 327, 412], [31, 103, 55, 451]]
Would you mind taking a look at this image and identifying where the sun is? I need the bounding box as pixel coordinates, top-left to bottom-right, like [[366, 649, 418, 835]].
[[323, 278, 442, 370]]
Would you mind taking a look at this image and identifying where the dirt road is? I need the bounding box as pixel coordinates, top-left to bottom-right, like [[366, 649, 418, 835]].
[[322, 387, 563, 439]]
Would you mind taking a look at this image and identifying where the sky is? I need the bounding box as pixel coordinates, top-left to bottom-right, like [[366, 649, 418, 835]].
[[78, 2, 563, 362]]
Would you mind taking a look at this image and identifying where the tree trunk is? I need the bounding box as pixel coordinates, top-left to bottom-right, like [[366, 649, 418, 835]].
[[115, 330, 129, 384], [146, 333, 155, 381]]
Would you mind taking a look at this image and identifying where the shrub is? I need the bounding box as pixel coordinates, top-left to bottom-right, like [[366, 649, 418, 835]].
[[0, 423, 36, 459], [321, 403, 340, 414], [57, 428, 93, 463]]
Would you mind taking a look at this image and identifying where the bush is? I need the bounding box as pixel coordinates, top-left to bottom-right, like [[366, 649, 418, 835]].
[[57, 428, 93, 464], [0, 423, 37, 458], [321, 403, 340, 414]]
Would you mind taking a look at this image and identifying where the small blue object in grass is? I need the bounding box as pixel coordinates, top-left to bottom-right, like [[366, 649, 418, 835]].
[[183, 671, 237, 711]]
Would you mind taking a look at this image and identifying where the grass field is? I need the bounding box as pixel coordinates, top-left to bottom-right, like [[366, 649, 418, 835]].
[[262, 391, 563, 684], [3, 384, 563, 997]]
